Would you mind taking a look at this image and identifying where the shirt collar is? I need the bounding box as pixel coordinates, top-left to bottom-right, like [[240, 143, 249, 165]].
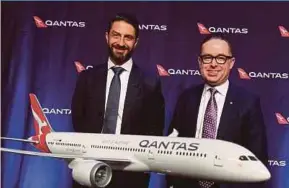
[[107, 57, 133, 72], [204, 80, 229, 96]]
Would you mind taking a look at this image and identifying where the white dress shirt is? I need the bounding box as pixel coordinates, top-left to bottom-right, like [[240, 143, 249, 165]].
[[195, 80, 229, 138], [104, 58, 133, 134]]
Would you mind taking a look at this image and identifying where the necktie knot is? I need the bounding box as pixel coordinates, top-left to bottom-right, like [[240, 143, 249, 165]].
[[112, 67, 125, 76], [208, 87, 218, 96]]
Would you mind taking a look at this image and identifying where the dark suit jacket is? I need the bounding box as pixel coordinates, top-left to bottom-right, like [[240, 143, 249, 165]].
[[167, 82, 268, 188], [71, 62, 165, 188]]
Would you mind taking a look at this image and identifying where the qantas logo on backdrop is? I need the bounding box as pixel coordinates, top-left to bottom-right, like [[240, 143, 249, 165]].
[[74, 61, 93, 73], [275, 113, 289, 125], [43, 108, 71, 115], [197, 23, 248, 34], [139, 24, 167, 31], [237, 68, 289, 80], [33, 16, 86, 28], [278, 26, 289, 37], [156, 64, 201, 76], [268, 160, 286, 167]]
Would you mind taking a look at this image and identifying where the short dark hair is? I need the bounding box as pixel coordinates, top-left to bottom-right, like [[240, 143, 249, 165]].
[[200, 34, 233, 55], [107, 13, 139, 39]]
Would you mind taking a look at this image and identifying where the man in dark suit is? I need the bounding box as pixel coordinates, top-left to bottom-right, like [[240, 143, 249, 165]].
[[167, 34, 268, 188], [71, 13, 165, 188]]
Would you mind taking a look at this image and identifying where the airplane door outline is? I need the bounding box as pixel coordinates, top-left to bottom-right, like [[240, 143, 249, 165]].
[[82, 144, 87, 153], [214, 154, 223, 167], [148, 148, 156, 160]]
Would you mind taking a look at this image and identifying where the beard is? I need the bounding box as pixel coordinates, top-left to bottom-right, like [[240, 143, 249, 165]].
[[108, 44, 134, 65]]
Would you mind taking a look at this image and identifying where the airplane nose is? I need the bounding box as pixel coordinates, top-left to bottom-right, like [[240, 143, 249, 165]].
[[260, 165, 271, 181], [255, 163, 271, 181]]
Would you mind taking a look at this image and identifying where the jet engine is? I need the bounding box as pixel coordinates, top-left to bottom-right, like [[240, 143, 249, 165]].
[[72, 160, 112, 188]]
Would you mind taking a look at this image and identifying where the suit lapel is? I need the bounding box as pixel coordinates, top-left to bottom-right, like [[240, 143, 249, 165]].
[[190, 84, 204, 137], [217, 83, 237, 140], [92, 64, 107, 132], [121, 64, 142, 134]]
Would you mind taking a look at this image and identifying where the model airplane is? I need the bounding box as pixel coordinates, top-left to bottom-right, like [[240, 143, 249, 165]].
[[1, 94, 271, 188]]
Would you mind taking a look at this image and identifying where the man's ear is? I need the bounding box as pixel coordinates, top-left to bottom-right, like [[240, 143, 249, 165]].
[[198, 56, 202, 68], [134, 38, 139, 48], [105, 32, 109, 43], [229, 57, 235, 69]]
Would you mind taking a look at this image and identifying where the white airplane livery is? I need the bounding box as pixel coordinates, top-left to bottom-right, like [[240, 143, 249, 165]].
[[1, 94, 271, 187]]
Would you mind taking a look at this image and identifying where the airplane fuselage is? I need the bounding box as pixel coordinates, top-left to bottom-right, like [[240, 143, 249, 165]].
[[44, 132, 268, 183]]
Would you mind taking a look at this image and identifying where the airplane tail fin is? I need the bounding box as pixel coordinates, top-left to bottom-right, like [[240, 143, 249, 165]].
[[29, 93, 54, 135], [27, 94, 53, 152]]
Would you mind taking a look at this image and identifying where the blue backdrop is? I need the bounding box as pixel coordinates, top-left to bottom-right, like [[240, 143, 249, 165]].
[[2, 2, 289, 188]]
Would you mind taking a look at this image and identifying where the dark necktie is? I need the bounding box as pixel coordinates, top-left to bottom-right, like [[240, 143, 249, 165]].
[[102, 67, 124, 134], [199, 87, 218, 188]]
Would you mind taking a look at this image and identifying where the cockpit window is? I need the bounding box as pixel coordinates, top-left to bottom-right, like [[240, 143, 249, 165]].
[[239, 155, 249, 161], [248, 156, 258, 161]]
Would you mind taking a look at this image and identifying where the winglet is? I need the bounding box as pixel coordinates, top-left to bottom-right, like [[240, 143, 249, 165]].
[[168, 129, 179, 137]]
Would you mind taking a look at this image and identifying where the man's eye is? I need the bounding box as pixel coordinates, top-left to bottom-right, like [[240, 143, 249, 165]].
[[203, 56, 212, 60], [217, 56, 226, 61], [125, 36, 134, 40]]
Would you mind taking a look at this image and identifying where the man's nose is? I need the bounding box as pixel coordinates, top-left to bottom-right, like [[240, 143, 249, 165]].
[[211, 59, 218, 67], [118, 37, 125, 46]]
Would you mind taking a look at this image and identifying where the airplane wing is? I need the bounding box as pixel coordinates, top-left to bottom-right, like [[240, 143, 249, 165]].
[[1, 137, 39, 144], [0, 147, 131, 164]]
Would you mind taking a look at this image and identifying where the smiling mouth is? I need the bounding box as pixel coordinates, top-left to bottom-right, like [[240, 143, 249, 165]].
[[114, 48, 126, 54], [207, 70, 220, 74]]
